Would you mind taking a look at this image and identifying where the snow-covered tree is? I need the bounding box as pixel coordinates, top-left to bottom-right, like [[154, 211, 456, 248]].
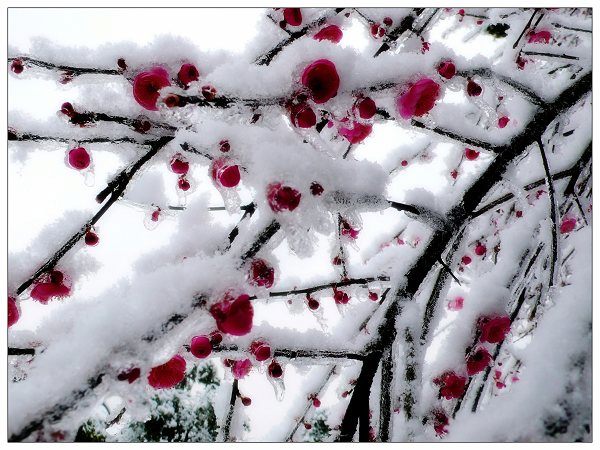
[[8, 7, 592, 442]]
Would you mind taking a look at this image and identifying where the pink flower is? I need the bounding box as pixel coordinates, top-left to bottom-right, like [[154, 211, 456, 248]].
[[466, 348, 492, 375], [462, 255, 472, 265], [368, 291, 378, 302], [479, 316, 511, 343], [211, 158, 241, 188], [301, 59, 340, 104], [314, 25, 343, 43], [232, 359, 252, 379], [8, 297, 19, 328], [241, 396, 252, 406], [249, 340, 272, 362], [434, 371, 467, 399], [339, 122, 373, 144], [356, 97, 377, 119], [117, 367, 141, 383], [397, 78, 441, 119], [249, 259, 275, 288], [465, 148, 479, 160], [290, 103, 316, 128], [68, 147, 91, 170], [177, 63, 199, 86], [437, 60, 456, 80], [148, 355, 186, 388], [560, 217, 577, 234], [210, 294, 254, 336], [268, 360, 283, 378], [283, 8, 302, 26], [266, 183, 301, 212], [447, 296, 464, 311], [528, 30, 552, 44], [133, 67, 171, 111], [190, 335, 212, 359], [498, 116, 510, 128]]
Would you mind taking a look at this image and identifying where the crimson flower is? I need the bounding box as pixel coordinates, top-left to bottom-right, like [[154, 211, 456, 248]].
[[437, 60, 456, 80], [148, 355, 186, 389], [397, 78, 441, 119], [177, 63, 199, 86], [528, 30, 551, 43], [333, 288, 350, 304], [283, 8, 302, 26], [248, 259, 275, 288], [434, 371, 467, 399], [68, 147, 91, 170], [232, 359, 252, 379], [498, 116, 510, 128], [465, 148, 479, 160], [30, 270, 71, 304], [267, 183, 301, 212], [268, 360, 283, 378], [190, 335, 212, 359], [301, 59, 340, 104], [117, 367, 141, 384], [432, 409, 449, 436], [8, 297, 19, 328], [466, 348, 492, 375], [210, 294, 253, 336], [211, 158, 241, 188], [84, 230, 99, 246], [356, 97, 377, 119], [339, 122, 373, 144], [249, 340, 272, 362], [314, 25, 343, 43], [467, 79, 482, 97], [560, 217, 577, 234], [133, 67, 171, 111], [479, 316, 511, 343], [289, 103, 316, 128]]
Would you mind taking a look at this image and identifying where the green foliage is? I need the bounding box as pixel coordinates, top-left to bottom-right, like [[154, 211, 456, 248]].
[[308, 412, 331, 443], [486, 23, 510, 38], [120, 362, 220, 442], [75, 419, 106, 442]]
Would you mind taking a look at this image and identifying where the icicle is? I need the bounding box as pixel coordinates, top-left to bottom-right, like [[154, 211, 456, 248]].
[[268, 375, 285, 401]]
